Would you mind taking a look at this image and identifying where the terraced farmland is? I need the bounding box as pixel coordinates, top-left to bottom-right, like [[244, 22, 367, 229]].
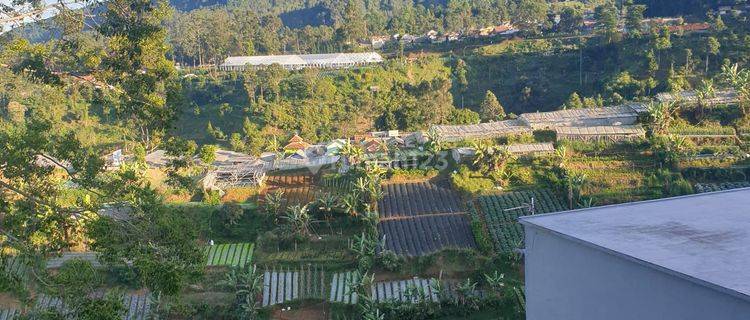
[[34, 292, 152, 320], [0, 309, 19, 320], [2, 256, 29, 281], [378, 181, 464, 218], [378, 214, 477, 256], [477, 189, 566, 253], [205, 243, 254, 267], [263, 174, 321, 209], [262, 266, 328, 307]]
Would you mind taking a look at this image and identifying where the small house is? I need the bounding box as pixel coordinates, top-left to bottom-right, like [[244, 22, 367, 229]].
[[493, 24, 519, 36], [284, 134, 311, 152], [325, 139, 348, 156], [362, 139, 387, 154]]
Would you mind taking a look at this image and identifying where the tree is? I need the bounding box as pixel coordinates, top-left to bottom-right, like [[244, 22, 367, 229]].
[[558, 7, 584, 34], [720, 63, 750, 116], [99, 0, 181, 150], [229, 133, 246, 152], [595, 4, 619, 42], [256, 15, 282, 54], [220, 266, 263, 319], [647, 101, 679, 134], [199, 144, 218, 166], [712, 14, 726, 33], [653, 27, 672, 65], [453, 59, 469, 106], [695, 79, 715, 120], [164, 137, 198, 189], [339, 141, 365, 166], [242, 117, 264, 154], [514, 0, 549, 32], [449, 108, 481, 124], [338, 0, 367, 45], [625, 4, 646, 37], [646, 50, 659, 76], [562, 92, 584, 109], [479, 91, 505, 121], [705, 37, 720, 73], [445, 0, 472, 32]]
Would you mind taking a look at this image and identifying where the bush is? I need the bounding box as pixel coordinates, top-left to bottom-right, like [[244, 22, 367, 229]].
[[218, 203, 245, 229], [470, 215, 493, 254], [450, 166, 496, 195], [376, 250, 405, 272]]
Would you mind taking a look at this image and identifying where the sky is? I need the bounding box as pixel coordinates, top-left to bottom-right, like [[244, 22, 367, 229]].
[[1, 0, 87, 34]]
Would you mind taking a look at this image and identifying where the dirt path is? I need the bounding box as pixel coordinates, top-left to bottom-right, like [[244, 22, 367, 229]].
[[271, 302, 328, 320]]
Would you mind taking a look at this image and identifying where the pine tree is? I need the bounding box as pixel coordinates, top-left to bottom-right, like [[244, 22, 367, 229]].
[[480, 91, 505, 121], [563, 92, 584, 110]]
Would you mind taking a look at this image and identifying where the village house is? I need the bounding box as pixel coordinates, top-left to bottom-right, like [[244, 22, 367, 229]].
[[369, 36, 390, 49], [667, 23, 711, 34], [492, 23, 519, 36], [283, 134, 311, 153]]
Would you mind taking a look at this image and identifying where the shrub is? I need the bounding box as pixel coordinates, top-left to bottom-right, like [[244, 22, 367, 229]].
[[376, 250, 405, 272], [218, 203, 245, 229], [450, 166, 495, 195]]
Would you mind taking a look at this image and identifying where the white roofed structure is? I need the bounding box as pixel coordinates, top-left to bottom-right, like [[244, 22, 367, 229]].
[[555, 125, 646, 142], [519, 104, 647, 130], [219, 52, 384, 71], [430, 119, 531, 142], [656, 89, 739, 107]]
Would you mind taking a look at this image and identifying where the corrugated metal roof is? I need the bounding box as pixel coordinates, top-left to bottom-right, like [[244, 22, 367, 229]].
[[431, 119, 531, 141], [520, 105, 640, 123], [656, 89, 739, 105], [555, 125, 646, 136]]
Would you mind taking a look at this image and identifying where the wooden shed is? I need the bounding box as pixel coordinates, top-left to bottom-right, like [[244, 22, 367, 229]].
[[555, 125, 646, 142]]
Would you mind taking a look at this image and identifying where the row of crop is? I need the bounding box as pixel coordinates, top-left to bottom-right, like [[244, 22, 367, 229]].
[[477, 190, 565, 253], [205, 243, 254, 267], [667, 126, 736, 136], [319, 174, 354, 194], [378, 182, 463, 218]]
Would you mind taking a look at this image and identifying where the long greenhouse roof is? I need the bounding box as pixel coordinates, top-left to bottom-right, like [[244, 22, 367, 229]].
[[220, 52, 383, 67]]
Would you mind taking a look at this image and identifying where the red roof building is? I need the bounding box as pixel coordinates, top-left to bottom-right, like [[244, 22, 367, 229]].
[[284, 134, 311, 151]]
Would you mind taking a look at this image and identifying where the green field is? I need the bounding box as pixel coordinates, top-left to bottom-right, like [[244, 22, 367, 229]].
[[477, 189, 566, 253], [205, 243, 255, 267]]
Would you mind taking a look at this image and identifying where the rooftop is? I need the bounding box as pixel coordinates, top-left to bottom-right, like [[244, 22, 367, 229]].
[[220, 52, 383, 68], [520, 189, 750, 302]]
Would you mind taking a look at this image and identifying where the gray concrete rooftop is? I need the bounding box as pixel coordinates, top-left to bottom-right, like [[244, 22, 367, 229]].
[[520, 188, 750, 302]]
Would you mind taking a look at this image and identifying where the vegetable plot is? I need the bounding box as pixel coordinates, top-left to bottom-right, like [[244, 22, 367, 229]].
[[378, 215, 477, 256], [477, 189, 566, 253], [378, 181, 464, 218], [205, 243, 255, 267]]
